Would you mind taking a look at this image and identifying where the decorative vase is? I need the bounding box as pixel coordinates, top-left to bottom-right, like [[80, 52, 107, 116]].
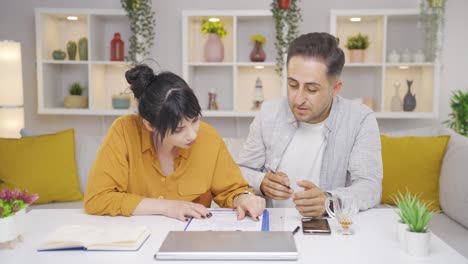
[[67, 41, 77, 60], [112, 94, 131, 109], [110, 33, 124, 61], [406, 229, 431, 256], [250, 42, 266, 62], [0, 209, 25, 247], [401, 49, 412, 63], [390, 83, 403, 112], [403, 80, 416, 112], [428, 0, 444, 8], [412, 49, 425, 63], [388, 50, 400, 63], [204, 33, 224, 62], [64, 95, 88, 108], [52, 50, 66, 60], [278, 0, 290, 9], [78, 37, 88, 61], [349, 49, 365, 63], [208, 88, 219, 110]]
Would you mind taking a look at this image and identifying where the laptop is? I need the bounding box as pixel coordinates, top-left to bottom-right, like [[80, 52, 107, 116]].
[[154, 231, 298, 260]]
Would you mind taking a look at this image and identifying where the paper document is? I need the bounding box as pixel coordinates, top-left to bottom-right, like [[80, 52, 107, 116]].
[[184, 209, 269, 231]]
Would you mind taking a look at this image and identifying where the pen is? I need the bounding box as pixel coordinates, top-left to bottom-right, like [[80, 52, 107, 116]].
[[292, 226, 300, 235], [266, 167, 291, 189]]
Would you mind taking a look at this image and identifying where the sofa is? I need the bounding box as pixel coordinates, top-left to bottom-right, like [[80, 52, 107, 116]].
[[25, 127, 468, 258]]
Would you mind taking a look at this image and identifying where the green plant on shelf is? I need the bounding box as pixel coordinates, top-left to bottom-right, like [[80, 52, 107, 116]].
[[69, 82, 83, 96], [443, 90, 468, 137], [200, 19, 228, 38], [250, 34, 266, 45], [345, 33, 370, 50]]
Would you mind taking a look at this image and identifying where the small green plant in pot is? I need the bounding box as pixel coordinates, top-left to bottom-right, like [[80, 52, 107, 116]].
[[443, 90, 468, 137], [64, 82, 88, 108], [345, 33, 370, 63], [392, 190, 437, 256]]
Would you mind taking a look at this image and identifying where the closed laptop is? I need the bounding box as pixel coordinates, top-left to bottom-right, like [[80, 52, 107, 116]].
[[155, 231, 298, 260]]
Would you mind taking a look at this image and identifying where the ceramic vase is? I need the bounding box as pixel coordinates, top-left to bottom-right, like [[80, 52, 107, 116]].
[[204, 33, 224, 62], [0, 209, 25, 247], [67, 41, 77, 60], [112, 94, 131, 109], [78, 37, 88, 61], [278, 0, 290, 9], [390, 83, 403, 111], [406, 229, 431, 256], [397, 220, 408, 250], [52, 50, 66, 60], [64, 95, 88, 108], [349, 49, 365, 63], [403, 80, 416, 112], [250, 42, 266, 62]]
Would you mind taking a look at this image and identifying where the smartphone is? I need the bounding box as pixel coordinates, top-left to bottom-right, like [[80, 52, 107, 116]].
[[301, 218, 331, 235]]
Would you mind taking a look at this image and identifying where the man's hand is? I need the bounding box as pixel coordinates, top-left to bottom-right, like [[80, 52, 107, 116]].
[[260, 171, 294, 199], [293, 180, 327, 217], [235, 193, 266, 220]]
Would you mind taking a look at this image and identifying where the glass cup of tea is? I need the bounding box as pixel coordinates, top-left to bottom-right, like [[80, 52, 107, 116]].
[[325, 195, 359, 235]]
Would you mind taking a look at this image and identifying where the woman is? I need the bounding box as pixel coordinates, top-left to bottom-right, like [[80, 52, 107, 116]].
[[84, 64, 265, 221]]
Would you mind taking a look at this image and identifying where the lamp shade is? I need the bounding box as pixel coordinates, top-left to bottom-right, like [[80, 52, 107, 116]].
[[0, 41, 24, 138]]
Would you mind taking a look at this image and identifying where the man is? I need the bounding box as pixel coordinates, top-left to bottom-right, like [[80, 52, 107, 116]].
[[238, 32, 382, 217]]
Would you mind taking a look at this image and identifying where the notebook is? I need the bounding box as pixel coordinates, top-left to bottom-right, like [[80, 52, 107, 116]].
[[37, 225, 150, 251], [154, 231, 298, 260]]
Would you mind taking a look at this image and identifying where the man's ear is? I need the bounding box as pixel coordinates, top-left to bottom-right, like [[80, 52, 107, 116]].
[[332, 80, 343, 97], [142, 119, 155, 132]]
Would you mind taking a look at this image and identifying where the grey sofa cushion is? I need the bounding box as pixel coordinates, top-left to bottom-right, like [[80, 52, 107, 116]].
[[430, 213, 468, 259], [439, 131, 468, 229]]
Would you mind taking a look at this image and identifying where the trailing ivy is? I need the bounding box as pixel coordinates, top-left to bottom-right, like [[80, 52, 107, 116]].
[[270, 0, 302, 77], [121, 0, 156, 63], [420, 0, 445, 62]]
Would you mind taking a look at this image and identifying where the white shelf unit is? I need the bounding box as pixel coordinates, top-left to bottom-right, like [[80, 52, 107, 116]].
[[182, 10, 282, 117], [35, 8, 137, 115], [330, 9, 440, 118]]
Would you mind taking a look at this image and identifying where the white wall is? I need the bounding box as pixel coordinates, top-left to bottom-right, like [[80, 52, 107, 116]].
[[0, 0, 466, 137]]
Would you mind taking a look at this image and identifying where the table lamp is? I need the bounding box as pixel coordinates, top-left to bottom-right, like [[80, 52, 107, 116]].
[[0, 40, 24, 138]]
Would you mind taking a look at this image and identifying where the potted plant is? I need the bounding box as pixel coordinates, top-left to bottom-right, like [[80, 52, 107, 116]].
[[270, 0, 302, 77], [64, 82, 88, 108], [121, 0, 155, 63], [393, 190, 437, 256], [200, 19, 228, 62], [444, 90, 468, 136], [0, 189, 39, 247], [345, 33, 370, 63], [420, 0, 445, 62], [250, 34, 266, 62]]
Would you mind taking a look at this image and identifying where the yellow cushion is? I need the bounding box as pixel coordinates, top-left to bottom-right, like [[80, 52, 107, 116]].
[[0, 129, 83, 204], [381, 135, 450, 211]]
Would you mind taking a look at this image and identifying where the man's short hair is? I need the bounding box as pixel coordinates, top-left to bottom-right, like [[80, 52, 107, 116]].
[[287, 32, 345, 80]]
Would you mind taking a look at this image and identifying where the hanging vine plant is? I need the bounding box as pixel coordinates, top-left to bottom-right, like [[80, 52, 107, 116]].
[[270, 0, 302, 77], [121, 0, 156, 63], [419, 0, 445, 62]]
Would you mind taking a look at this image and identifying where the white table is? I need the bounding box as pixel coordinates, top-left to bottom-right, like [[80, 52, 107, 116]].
[[0, 208, 467, 264]]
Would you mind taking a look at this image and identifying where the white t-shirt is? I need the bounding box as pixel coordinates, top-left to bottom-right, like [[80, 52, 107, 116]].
[[271, 121, 326, 208]]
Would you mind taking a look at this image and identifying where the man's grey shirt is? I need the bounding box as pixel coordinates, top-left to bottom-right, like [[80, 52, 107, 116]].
[[237, 96, 383, 210]]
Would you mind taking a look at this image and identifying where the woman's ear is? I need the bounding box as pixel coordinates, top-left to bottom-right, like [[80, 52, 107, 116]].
[[142, 119, 155, 132]]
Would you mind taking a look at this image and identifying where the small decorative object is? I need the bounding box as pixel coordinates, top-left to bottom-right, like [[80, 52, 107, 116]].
[[52, 49, 66, 60], [401, 49, 412, 63], [110, 33, 124, 61], [325, 194, 359, 235], [271, 0, 302, 76], [345, 33, 370, 63], [443, 90, 468, 136], [403, 79, 416, 112], [112, 93, 131, 109], [201, 19, 227, 62], [388, 50, 400, 63], [412, 49, 425, 63], [66, 41, 77, 60], [252, 77, 264, 110], [278, 0, 291, 9], [0, 188, 39, 248], [250, 34, 266, 62], [64, 82, 88, 108], [78, 37, 88, 61], [120, 0, 155, 63], [392, 190, 437, 256], [207, 88, 219, 110], [390, 82, 403, 112]]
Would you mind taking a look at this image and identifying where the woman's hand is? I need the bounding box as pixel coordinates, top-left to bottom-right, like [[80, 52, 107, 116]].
[[161, 200, 211, 221], [235, 193, 266, 220]]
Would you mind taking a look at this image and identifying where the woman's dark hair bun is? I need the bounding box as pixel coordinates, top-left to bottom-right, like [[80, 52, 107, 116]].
[[125, 64, 154, 100]]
